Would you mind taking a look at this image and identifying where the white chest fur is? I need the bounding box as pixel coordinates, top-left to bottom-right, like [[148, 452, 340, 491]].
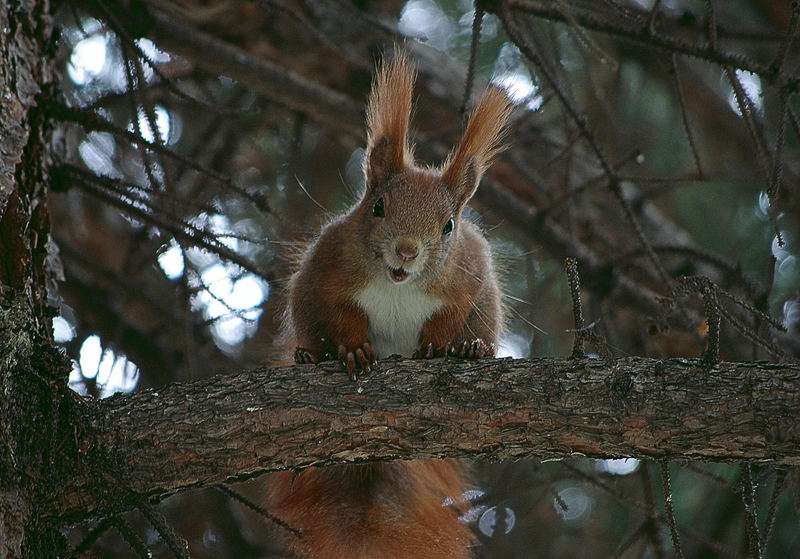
[[354, 279, 443, 358]]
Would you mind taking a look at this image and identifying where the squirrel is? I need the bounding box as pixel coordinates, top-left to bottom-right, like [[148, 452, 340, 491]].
[[267, 53, 513, 559]]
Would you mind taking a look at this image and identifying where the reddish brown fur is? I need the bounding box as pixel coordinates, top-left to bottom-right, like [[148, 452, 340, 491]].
[[272, 52, 512, 558], [269, 462, 473, 559], [366, 53, 415, 173], [441, 86, 514, 196]]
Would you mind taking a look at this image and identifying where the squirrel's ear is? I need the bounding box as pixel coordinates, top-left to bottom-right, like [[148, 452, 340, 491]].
[[442, 86, 513, 207], [364, 53, 415, 190]]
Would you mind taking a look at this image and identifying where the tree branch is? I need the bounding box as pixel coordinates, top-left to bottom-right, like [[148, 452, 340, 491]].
[[55, 356, 800, 522], [504, 0, 776, 79], [146, 8, 363, 136]]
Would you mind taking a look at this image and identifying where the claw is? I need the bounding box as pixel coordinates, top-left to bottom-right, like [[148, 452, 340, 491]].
[[347, 352, 357, 380], [355, 348, 371, 374], [413, 342, 438, 359], [362, 342, 377, 366], [479, 341, 496, 358], [337, 342, 375, 381], [439, 338, 497, 359], [338, 345, 357, 380], [294, 347, 318, 364]]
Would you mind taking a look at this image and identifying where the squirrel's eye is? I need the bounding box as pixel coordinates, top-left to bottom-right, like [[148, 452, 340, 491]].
[[442, 218, 454, 236], [373, 198, 385, 218]]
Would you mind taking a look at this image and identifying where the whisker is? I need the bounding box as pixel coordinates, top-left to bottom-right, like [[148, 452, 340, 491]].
[[504, 293, 534, 305], [452, 261, 484, 283], [295, 176, 333, 217], [466, 301, 499, 341], [511, 249, 543, 257], [506, 304, 549, 335]]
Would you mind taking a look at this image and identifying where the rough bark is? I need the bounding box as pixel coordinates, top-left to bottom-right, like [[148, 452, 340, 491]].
[[51, 356, 800, 522], [0, 1, 68, 557]]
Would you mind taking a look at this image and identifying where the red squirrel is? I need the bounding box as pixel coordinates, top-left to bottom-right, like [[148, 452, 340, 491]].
[[268, 53, 512, 559]]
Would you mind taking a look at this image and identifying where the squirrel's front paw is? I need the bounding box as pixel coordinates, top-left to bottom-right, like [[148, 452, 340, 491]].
[[337, 342, 376, 381], [447, 338, 496, 358]]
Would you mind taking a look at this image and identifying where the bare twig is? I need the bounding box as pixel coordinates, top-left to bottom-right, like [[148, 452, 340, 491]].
[[97, 0, 252, 116], [640, 464, 666, 559], [665, 276, 787, 361], [608, 178, 672, 289], [460, 3, 484, 115], [214, 483, 303, 537], [661, 461, 685, 559], [770, 2, 800, 74], [61, 165, 268, 279], [505, 0, 776, 78], [566, 460, 743, 558], [499, 5, 614, 178], [137, 499, 191, 559], [612, 520, 648, 559], [761, 468, 788, 554], [553, 0, 618, 71], [705, 0, 719, 50], [565, 258, 585, 358], [769, 88, 790, 202], [740, 464, 763, 559], [49, 102, 237, 187], [71, 517, 115, 555], [668, 54, 704, 178], [724, 67, 771, 186], [538, 150, 641, 217], [147, 8, 362, 135], [647, 0, 662, 34], [113, 516, 152, 559], [716, 302, 787, 360]]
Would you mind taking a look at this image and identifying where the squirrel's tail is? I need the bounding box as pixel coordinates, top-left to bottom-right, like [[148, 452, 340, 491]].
[[267, 460, 474, 559]]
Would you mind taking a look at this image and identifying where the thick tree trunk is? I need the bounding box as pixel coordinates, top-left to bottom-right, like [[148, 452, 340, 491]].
[[0, 1, 65, 557], [52, 356, 800, 522]]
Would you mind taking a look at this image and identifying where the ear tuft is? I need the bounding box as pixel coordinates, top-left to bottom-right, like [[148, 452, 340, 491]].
[[364, 52, 415, 189], [441, 86, 514, 205]]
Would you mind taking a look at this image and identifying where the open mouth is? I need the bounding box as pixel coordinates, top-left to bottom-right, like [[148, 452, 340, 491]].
[[387, 267, 410, 283]]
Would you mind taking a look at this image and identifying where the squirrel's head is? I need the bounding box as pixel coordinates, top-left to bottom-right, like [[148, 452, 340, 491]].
[[356, 53, 513, 286]]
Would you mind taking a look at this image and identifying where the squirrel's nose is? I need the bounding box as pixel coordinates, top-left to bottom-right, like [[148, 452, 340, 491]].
[[395, 242, 419, 263]]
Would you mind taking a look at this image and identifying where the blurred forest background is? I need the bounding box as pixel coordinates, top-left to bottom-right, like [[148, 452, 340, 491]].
[[39, 0, 800, 557]]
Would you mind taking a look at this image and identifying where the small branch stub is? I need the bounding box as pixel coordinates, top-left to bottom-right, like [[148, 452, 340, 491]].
[[565, 257, 586, 358]]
